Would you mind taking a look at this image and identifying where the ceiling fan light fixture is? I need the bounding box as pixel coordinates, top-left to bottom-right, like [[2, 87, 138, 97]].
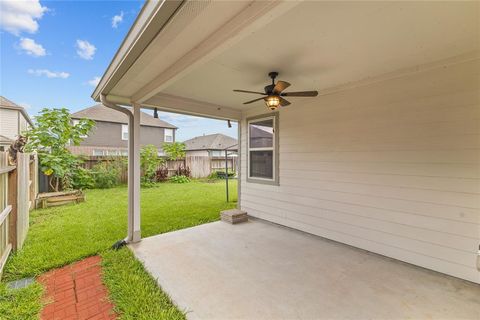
[[265, 95, 280, 110]]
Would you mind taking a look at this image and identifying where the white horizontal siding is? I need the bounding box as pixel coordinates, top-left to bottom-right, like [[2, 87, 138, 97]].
[[240, 57, 480, 283], [0, 109, 19, 140]]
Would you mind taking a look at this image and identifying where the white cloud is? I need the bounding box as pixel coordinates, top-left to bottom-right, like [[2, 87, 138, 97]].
[[75, 40, 96, 60], [111, 11, 124, 28], [28, 69, 70, 79], [18, 37, 46, 56], [0, 0, 48, 35], [87, 76, 101, 87]]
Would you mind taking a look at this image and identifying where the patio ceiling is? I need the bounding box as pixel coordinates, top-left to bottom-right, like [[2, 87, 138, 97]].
[[93, 1, 479, 119]]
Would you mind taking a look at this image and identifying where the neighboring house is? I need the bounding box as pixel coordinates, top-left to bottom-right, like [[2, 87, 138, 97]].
[[184, 133, 237, 157], [69, 104, 176, 156], [91, 0, 480, 301], [0, 96, 33, 151]]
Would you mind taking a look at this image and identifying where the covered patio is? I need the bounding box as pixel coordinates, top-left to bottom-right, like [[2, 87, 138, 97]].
[[130, 219, 480, 319], [92, 1, 479, 317]]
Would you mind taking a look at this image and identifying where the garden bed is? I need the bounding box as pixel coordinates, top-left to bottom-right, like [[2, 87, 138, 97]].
[[35, 190, 85, 209]]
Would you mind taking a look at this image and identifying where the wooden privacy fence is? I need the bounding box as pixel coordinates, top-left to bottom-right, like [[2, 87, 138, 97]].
[[0, 151, 38, 278], [81, 155, 237, 181]]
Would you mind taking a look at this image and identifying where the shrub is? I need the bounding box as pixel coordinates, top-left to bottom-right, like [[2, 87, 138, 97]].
[[175, 165, 191, 178], [141, 145, 163, 186], [208, 170, 236, 180], [169, 175, 190, 183], [155, 166, 169, 182], [71, 167, 94, 190], [91, 161, 120, 189], [207, 171, 219, 180]]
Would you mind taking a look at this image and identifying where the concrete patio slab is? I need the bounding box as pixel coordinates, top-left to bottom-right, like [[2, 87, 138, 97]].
[[130, 219, 480, 320]]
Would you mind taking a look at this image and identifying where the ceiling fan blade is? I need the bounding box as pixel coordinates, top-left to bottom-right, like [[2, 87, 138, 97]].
[[233, 89, 266, 95], [273, 81, 290, 94], [243, 97, 266, 105], [279, 97, 291, 107], [281, 91, 318, 97]]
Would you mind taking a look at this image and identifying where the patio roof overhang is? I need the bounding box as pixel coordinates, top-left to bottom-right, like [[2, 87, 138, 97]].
[[92, 1, 478, 120], [92, 1, 478, 244]]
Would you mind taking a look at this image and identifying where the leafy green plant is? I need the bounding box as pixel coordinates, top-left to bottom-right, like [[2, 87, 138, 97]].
[[208, 171, 219, 180], [91, 161, 120, 189], [163, 142, 186, 161], [175, 165, 191, 178], [208, 170, 235, 180], [25, 108, 95, 191], [140, 144, 164, 187], [71, 167, 94, 190], [169, 175, 190, 183]]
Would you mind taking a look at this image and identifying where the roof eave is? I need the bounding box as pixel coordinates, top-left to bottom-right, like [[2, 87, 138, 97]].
[[91, 0, 184, 102]]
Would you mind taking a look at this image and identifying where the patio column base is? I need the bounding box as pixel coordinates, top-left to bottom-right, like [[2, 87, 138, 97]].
[[221, 209, 248, 224], [131, 230, 141, 243]]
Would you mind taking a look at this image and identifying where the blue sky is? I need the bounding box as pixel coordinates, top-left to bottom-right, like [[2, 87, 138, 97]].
[[0, 0, 237, 141]]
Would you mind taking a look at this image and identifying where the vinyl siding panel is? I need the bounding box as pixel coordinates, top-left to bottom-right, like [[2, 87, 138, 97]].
[[79, 121, 168, 149], [240, 58, 480, 283], [19, 115, 29, 133], [0, 109, 20, 140]]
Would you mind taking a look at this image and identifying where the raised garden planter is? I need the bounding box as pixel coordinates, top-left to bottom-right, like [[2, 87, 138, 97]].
[[35, 190, 85, 209]]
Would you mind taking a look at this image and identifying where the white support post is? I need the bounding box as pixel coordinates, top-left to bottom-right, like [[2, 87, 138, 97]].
[[237, 119, 242, 210], [128, 103, 141, 242]]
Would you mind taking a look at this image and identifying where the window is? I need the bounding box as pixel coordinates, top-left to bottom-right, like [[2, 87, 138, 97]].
[[164, 129, 173, 142], [247, 114, 278, 184], [210, 150, 223, 157], [121, 124, 128, 140]]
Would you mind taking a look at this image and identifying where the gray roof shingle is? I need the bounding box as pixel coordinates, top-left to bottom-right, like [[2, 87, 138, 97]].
[[184, 133, 237, 151], [71, 104, 177, 129]]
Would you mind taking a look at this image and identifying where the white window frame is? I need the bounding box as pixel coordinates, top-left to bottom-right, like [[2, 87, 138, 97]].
[[121, 124, 128, 141], [247, 113, 279, 185], [164, 128, 173, 142]]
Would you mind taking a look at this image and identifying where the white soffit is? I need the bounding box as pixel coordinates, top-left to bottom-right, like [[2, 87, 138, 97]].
[[110, 1, 251, 97], [158, 1, 479, 110]]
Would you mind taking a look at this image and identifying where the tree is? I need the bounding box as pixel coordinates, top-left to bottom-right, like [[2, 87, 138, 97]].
[[163, 142, 186, 161], [25, 108, 95, 191]]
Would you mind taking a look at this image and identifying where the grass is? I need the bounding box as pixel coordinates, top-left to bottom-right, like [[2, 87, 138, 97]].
[[101, 248, 185, 320], [0, 282, 44, 320], [0, 180, 236, 319], [4, 180, 237, 281]]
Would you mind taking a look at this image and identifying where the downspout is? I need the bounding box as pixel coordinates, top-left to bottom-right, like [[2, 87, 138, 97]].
[[100, 94, 135, 248]]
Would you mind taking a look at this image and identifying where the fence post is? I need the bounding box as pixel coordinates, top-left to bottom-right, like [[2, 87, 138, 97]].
[[8, 169, 18, 251]]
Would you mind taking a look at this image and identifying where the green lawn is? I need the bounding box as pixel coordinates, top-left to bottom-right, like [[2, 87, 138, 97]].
[[1, 180, 237, 319]]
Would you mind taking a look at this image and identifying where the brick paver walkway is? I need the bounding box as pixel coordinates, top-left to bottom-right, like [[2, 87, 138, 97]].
[[37, 256, 117, 320]]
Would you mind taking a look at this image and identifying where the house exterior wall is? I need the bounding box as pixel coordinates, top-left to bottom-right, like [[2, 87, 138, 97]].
[[239, 58, 480, 284], [0, 108, 19, 140], [75, 120, 170, 152]]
